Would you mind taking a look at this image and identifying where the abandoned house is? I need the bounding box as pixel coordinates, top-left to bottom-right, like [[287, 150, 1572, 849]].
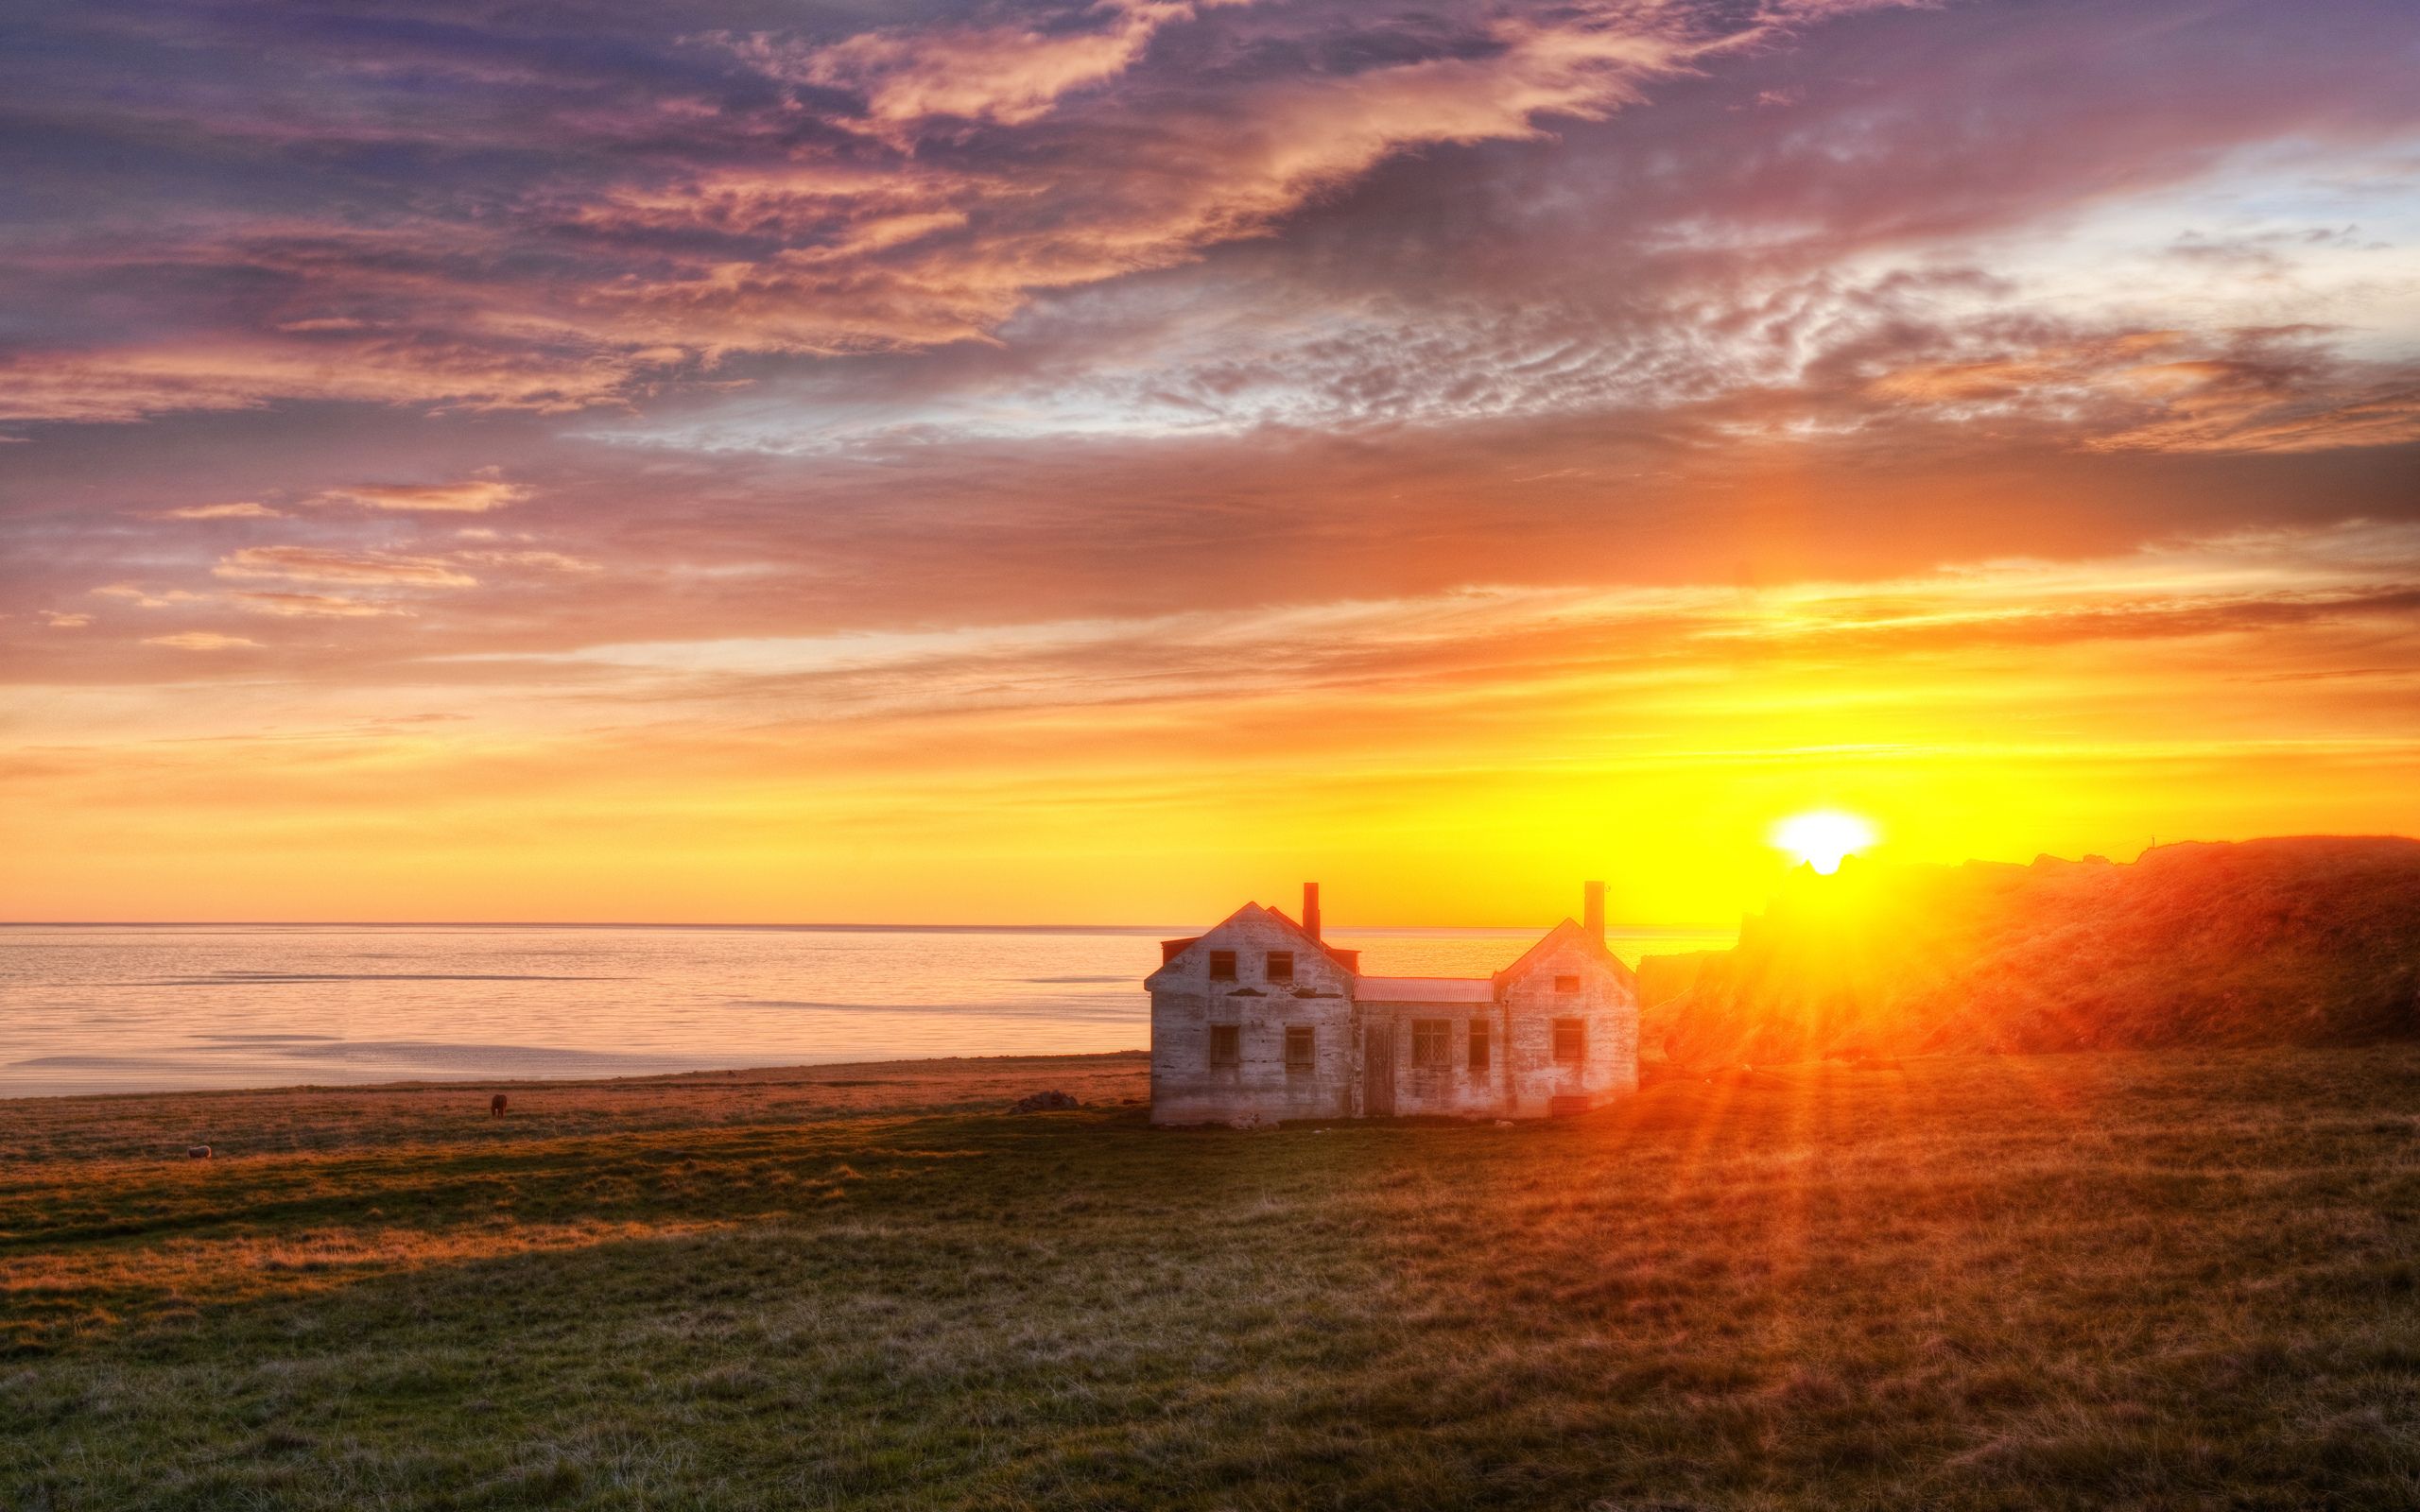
[[1145, 883, 1638, 1125]]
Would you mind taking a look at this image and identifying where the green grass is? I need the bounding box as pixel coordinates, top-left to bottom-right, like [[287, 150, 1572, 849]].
[[9, 1047, 2420, 1509]]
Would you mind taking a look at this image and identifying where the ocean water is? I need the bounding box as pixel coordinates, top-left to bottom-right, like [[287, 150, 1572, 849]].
[[0, 923, 1735, 1097]]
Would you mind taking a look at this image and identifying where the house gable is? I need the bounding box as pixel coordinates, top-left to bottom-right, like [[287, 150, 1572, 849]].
[[1146, 902, 1356, 997], [1491, 918, 1635, 995]]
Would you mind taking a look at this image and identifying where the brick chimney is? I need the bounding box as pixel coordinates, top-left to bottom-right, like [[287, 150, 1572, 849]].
[[1583, 881, 1605, 943], [1303, 882, 1322, 941]]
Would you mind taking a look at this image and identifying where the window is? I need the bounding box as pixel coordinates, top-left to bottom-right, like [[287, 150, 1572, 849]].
[[1208, 950, 1236, 981], [1411, 1019, 1452, 1068], [1553, 1017, 1585, 1064], [1467, 1020, 1491, 1072], [1210, 1025, 1240, 1067], [1554, 974, 1581, 993], [1285, 1026, 1315, 1069], [1265, 951, 1294, 982]]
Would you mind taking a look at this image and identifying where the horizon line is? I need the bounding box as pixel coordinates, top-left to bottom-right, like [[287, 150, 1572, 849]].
[[0, 919, 1741, 936]]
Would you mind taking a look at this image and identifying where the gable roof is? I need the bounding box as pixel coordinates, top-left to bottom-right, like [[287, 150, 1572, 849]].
[[1490, 918, 1636, 992], [1148, 901, 1360, 984]]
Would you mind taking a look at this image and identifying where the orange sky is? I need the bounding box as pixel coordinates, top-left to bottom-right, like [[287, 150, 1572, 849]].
[[12, 525, 2417, 923], [4, 0, 2417, 924]]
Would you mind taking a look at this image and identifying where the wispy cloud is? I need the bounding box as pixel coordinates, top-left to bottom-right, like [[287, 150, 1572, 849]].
[[154, 502, 284, 521], [750, 0, 1237, 136], [312, 472, 532, 513], [453, 550, 600, 573], [93, 584, 208, 609], [142, 631, 261, 650], [0, 0, 1915, 419], [214, 548, 479, 589], [230, 593, 414, 618]]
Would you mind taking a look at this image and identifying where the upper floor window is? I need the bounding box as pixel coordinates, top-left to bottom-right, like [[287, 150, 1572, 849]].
[[1411, 1019, 1451, 1067], [1208, 950, 1236, 981], [1266, 951, 1294, 982], [1285, 1026, 1315, 1068], [1552, 1017, 1585, 1063], [1210, 1024, 1240, 1066], [1554, 974, 1581, 993]]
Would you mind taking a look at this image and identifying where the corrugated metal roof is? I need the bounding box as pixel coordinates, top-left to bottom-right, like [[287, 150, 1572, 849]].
[[1354, 976, 1495, 1003]]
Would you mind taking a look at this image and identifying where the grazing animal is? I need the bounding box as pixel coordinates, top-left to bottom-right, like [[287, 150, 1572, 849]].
[[490, 1093, 508, 1117], [186, 1144, 211, 1160]]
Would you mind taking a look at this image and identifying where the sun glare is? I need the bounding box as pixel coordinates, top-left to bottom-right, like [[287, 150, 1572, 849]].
[[1773, 810, 1876, 873]]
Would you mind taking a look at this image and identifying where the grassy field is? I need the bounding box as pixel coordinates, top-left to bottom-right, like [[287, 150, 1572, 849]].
[[7, 1046, 2420, 1510]]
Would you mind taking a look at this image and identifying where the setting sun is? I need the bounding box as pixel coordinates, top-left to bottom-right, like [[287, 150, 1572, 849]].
[[1773, 811, 1877, 874]]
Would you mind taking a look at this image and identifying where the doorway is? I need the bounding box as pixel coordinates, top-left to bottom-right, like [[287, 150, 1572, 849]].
[[1363, 1020, 1394, 1116]]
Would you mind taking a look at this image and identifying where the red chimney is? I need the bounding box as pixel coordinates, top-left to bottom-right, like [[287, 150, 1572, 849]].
[[1583, 881, 1605, 942], [1303, 882, 1322, 941]]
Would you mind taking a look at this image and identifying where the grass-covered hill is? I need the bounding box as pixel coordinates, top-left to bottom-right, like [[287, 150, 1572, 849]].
[[1663, 835, 2420, 1069]]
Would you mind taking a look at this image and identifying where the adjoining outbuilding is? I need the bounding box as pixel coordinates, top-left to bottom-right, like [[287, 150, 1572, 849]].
[[1145, 883, 1638, 1126]]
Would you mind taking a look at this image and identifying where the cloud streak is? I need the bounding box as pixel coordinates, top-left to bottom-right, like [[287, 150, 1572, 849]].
[[214, 548, 479, 589], [0, 0, 1893, 419], [230, 593, 414, 619], [760, 0, 1235, 135], [141, 631, 260, 651], [312, 473, 532, 513]]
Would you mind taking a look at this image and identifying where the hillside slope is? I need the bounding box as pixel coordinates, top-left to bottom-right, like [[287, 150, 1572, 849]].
[[1664, 835, 2420, 1067]]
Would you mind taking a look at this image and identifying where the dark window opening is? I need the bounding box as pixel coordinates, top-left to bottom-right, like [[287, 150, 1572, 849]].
[[1554, 974, 1581, 993], [1285, 1026, 1315, 1068], [1411, 1019, 1451, 1068], [1468, 1021, 1491, 1072], [1210, 1025, 1240, 1067], [1266, 951, 1294, 982], [1208, 950, 1236, 981], [1553, 1017, 1585, 1064]]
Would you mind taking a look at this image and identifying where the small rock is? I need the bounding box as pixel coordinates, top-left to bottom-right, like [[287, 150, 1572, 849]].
[[186, 1144, 212, 1160], [1008, 1090, 1080, 1114]]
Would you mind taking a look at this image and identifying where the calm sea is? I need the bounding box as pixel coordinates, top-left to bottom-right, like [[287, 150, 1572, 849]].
[[0, 923, 1735, 1097]]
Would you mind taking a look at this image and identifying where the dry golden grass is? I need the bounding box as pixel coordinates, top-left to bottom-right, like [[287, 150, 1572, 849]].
[[0, 1050, 1153, 1164], [7, 1045, 2420, 1510]]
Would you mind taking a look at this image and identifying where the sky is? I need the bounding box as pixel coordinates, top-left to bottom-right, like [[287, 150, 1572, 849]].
[[4, 0, 2417, 926]]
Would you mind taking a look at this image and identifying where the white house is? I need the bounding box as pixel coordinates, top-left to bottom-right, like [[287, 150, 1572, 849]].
[[1145, 883, 1638, 1125]]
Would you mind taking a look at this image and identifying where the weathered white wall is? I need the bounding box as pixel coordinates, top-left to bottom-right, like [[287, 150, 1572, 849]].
[[1356, 1001, 1505, 1119], [1495, 931, 1639, 1116], [1148, 907, 1641, 1125], [1146, 904, 1356, 1125]]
